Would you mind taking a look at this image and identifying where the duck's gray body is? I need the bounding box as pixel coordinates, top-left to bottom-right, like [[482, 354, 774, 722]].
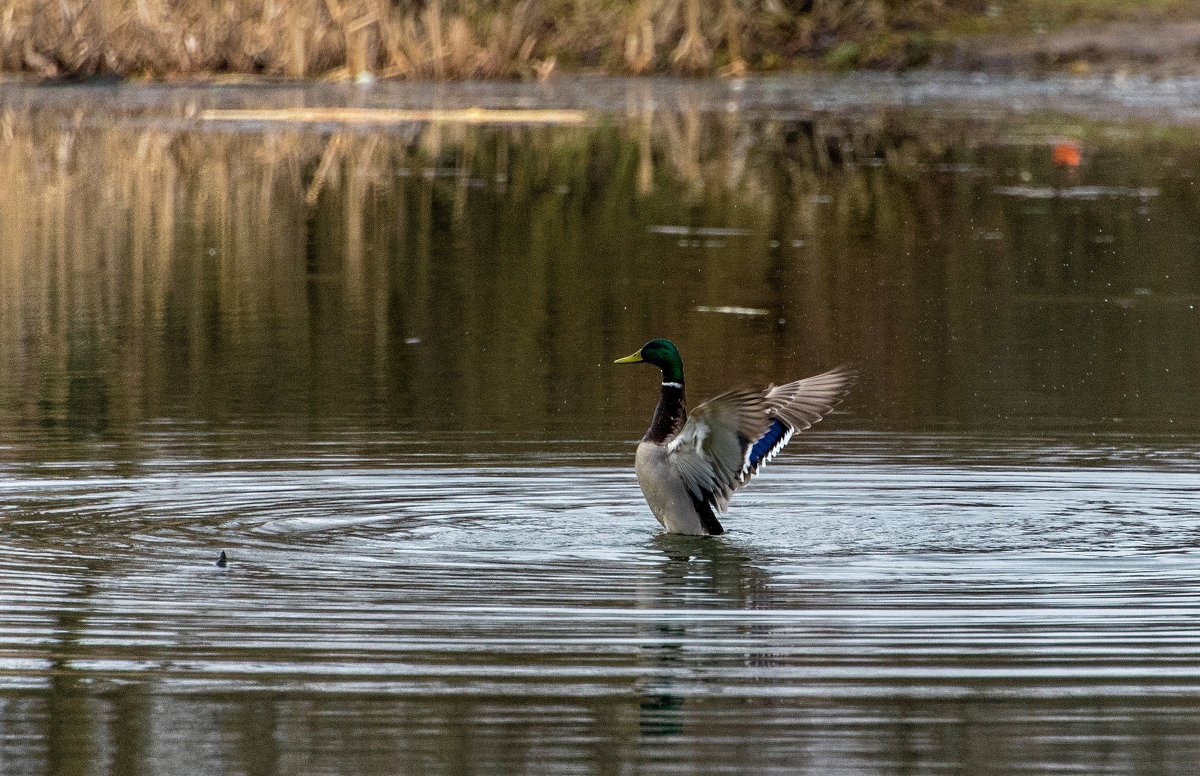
[[635, 441, 710, 534], [616, 340, 856, 536]]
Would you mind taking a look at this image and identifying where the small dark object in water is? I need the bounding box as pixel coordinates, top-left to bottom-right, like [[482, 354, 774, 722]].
[[216, 551, 228, 568]]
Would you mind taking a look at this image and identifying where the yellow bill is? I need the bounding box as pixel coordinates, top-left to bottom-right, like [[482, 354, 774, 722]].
[[613, 349, 644, 364]]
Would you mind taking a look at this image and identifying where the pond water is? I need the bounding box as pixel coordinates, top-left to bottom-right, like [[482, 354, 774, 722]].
[[1, 74, 1200, 774]]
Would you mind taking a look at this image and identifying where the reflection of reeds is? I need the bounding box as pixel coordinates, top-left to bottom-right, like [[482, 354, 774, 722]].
[[1, 0, 928, 79], [1, 100, 1190, 436], [0, 102, 969, 435]]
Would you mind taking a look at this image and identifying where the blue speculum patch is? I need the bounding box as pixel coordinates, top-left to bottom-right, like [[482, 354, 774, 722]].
[[748, 418, 789, 469]]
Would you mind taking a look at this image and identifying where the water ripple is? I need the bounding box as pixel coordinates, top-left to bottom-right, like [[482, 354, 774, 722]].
[[1, 432, 1199, 772]]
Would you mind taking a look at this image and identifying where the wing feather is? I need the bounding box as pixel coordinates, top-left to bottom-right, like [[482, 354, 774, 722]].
[[665, 364, 857, 515]]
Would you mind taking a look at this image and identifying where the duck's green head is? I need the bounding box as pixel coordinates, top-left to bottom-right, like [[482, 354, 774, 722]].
[[614, 339, 684, 383]]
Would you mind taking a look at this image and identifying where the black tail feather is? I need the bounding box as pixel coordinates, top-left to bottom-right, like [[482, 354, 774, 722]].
[[691, 496, 725, 536]]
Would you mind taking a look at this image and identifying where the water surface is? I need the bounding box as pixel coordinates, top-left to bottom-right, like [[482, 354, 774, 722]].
[[1, 74, 1199, 774]]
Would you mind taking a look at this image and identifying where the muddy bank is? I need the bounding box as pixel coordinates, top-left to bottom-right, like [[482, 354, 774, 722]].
[[941, 21, 1200, 77]]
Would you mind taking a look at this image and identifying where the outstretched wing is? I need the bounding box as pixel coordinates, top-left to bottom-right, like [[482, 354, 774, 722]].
[[665, 364, 857, 515]]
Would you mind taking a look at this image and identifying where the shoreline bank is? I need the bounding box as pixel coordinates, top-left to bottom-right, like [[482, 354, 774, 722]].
[[7, 0, 1200, 84]]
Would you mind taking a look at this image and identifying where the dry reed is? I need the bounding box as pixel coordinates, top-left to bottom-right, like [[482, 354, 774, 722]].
[[0, 0, 949, 80]]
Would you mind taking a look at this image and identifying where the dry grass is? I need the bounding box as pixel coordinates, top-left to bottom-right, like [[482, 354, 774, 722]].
[[0, 0, 953, 80]]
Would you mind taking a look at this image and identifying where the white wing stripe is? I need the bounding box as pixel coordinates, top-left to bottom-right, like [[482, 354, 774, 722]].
[[664, 364, 856, 515], [740, 424, 794, 481]]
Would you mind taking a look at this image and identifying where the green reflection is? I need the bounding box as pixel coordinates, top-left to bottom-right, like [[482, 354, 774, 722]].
[[1, 99, 1199, 452], [636, 535, 775, 741]]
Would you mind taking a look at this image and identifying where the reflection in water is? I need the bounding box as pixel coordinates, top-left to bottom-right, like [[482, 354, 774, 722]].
[[647, 534, 771, 605], [2, 82, 1200, 448], [638, 623, 686, 739], [47, 577, 93, 776], [639, 536, 773, 739], [0, 441, 1197, 772], [1, 79, 1200, 775]]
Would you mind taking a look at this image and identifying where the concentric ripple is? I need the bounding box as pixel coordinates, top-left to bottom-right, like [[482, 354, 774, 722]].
[[0, 431, 1198, 773]]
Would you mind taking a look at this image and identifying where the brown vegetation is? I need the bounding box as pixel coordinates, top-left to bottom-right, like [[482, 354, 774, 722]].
[[0, 0, 955, 80]]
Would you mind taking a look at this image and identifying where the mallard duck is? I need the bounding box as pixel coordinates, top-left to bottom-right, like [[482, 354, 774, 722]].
[[615, 339, 856, 535]]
